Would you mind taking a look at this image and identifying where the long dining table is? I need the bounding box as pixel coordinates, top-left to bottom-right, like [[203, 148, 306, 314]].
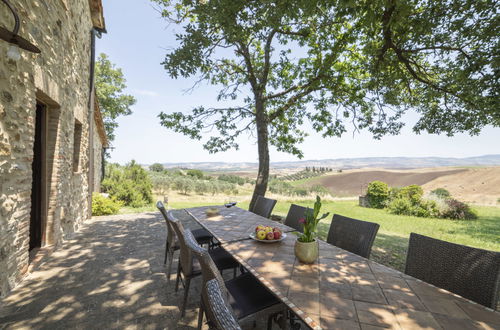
[[172, 205, 500, 330]]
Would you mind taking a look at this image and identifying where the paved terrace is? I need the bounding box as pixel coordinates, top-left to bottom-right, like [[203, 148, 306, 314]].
[[0, 212, 247, 330]]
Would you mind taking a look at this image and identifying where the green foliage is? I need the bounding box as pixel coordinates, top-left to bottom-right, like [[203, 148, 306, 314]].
[[218, 174, 245, 186], [149, 163, 165, 172], [102, 161, 153, 207], [366, 181, 390, 209], [187, 169, 204, 179], [297, 196, 330, 243], [95, 53, 136, 143], [440, 199, 478, 220], [153, 0, 498, 206], [431, 188, 451, 199], [398, 185, 424, 204], [92, 193, 121, 216]]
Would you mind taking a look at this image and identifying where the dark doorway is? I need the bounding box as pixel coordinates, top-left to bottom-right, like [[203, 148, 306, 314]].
[[30, 103, 46, 251]]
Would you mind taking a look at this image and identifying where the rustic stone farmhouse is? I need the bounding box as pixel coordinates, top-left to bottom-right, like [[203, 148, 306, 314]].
[[0, 0, 108, 296]]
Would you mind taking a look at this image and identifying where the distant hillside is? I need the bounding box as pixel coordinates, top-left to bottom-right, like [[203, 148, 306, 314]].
[[152, 154, 500, 171]]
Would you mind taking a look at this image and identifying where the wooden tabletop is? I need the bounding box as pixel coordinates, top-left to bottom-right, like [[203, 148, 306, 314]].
[[182, 207, 500, 329], [185, 205, 295, 244]]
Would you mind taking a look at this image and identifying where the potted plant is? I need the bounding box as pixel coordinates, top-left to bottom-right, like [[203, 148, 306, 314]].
[[295, 196, 330, 263]]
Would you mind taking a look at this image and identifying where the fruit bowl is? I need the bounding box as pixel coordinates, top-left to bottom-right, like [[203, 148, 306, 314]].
[[249, 232, 287, 243]]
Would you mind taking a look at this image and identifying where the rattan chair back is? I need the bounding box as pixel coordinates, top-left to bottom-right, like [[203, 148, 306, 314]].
[[283, 204, 309, 232], [204, 279, 242, 330], [168, 211, 195, 276], [326, 214, 380, 258], [157, 201, 176, 248], [405, 233, 500, 310], [252, 195, 277, 218]]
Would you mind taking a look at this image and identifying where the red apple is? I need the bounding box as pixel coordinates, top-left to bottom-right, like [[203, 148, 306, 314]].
[[273, 231, 282, 239], [273, 227, 281, 232], [266, 231, 275, 240]]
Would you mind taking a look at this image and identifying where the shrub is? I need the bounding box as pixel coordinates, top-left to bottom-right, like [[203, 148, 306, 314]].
[[218, 174, 246, 185], [149, 163, 164, 172], [187, 169, 204, 179], [399, 185, 424, 204], [102, 161, 153, 207], [387, 197, 413, 215], [92, 194, 121, 216], [440, 199, 478, 220], [431, 188, 451, 199], [366, 181, 389, 208]]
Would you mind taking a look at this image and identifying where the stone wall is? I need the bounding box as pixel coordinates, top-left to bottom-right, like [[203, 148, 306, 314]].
[[0, 0, 102, 296]]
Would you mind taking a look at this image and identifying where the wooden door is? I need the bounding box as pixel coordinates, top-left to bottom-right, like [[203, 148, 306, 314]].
[[29, 103, 46, 251]]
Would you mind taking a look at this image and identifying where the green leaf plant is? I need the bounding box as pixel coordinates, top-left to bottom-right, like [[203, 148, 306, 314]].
[[297, 196, 330, 243]]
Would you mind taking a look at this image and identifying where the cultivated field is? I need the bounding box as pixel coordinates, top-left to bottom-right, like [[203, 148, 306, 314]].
[[293, 166, 500, 205]]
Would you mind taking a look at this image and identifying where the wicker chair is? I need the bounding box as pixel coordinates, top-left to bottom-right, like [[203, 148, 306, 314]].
[[251, 196, 277, 219], [156, 201, 213, 277], [203, 279, 242, 330], [283, 204, 309, 232], [405, 233, 500, 310], [168, 211, 239, 316], [326, 214, 380, 259], [182, 229, 284, 330]]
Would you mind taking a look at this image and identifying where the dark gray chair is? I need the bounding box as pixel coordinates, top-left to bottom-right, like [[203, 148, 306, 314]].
[[156, 201, 213, 279], [182, 229, 283, 329], [251, 195, 277, 219], [203, 279, 242, 330], [326, 214, 380, 259], [405, 233, 500, 310], [168, 211, 239, 316], [283, 204, 309, 232]]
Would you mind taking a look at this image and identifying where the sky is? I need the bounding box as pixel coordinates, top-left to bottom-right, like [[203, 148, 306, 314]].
[[97, 0, 500, 165]]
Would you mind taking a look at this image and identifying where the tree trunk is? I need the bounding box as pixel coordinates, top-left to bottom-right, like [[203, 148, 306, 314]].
[[249, 97, 270, 211]]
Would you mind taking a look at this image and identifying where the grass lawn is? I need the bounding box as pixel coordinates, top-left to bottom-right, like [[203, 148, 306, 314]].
[[120, 197, 500, 272]]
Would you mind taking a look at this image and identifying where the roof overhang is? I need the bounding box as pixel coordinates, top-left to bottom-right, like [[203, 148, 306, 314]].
[[88, 0, 106, 32]]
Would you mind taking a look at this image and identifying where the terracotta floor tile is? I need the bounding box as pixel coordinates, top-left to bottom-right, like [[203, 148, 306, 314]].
[[288, 291, 320, 317], [352, 285, 388, 305], [456, 301, 500, 326], [383, 289, 427, 311], [393, 309, 441, 329], [319, 293, 357, 320], [419, 295, 469, 319], [319, 281, 353, 300], [320, 316, 361, 330], [356, 306, 400, 328]]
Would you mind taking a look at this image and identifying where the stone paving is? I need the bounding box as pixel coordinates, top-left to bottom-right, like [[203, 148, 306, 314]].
[[0, 212, 214, 330]]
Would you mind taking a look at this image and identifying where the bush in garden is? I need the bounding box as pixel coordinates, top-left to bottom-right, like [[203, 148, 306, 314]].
[[431, 188, 451, 199], [102, 161, 153, 207], [399, 185, 424, 203], [92, 194, 121, 216], [440, 198, 478, 220], [366, 181, 389, 208], [388, 184, 438, 217]]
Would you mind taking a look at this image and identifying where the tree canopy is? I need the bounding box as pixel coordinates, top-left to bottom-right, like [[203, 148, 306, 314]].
[[95, 53, 136, 143], [153, 0, 499, 208]]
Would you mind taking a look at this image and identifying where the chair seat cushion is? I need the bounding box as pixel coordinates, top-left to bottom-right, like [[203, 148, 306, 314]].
[[225, 272, 280, 319], [191, 228, 213, 244], [209, 247, 239, 271]]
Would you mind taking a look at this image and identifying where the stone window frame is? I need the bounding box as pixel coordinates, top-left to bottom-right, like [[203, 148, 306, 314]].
[[72, 120, 83, 173]]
